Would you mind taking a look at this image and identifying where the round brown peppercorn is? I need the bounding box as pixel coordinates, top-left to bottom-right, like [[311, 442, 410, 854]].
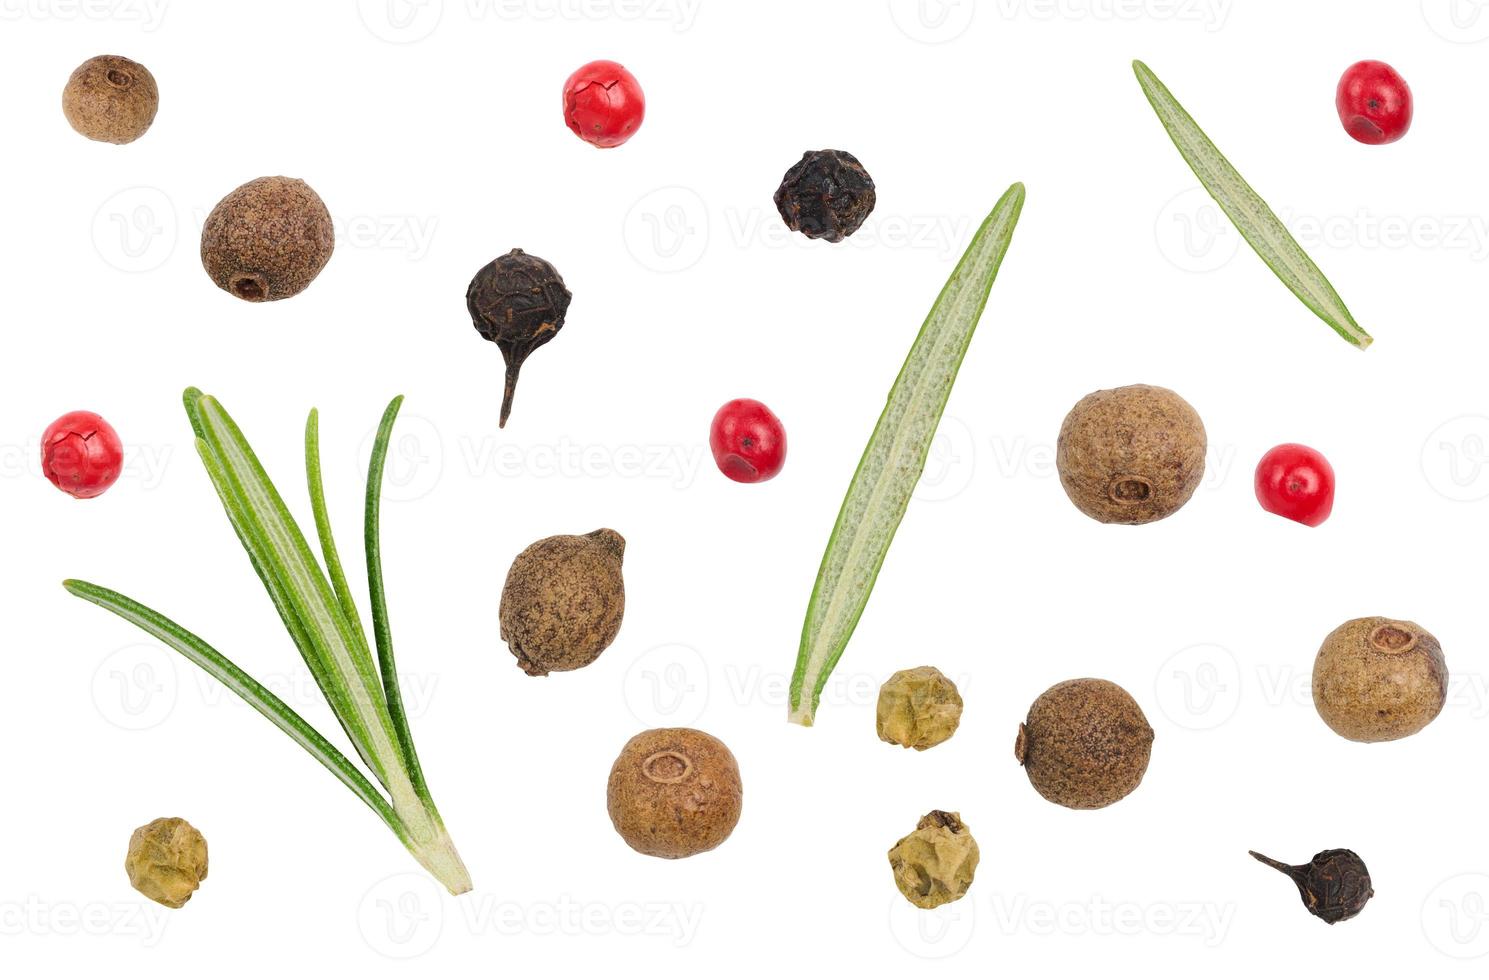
[[773, 149, 876, 242], [124, 817, 208, 908], [1015, 678, 1154, 810], [200, 176, 335, 302], [1056, 384, 1207, 525], [62, 55, 158, 144], [1312, 617, 1447, 742], [607, 728, 742, 859], [499, 528, 625, 676]]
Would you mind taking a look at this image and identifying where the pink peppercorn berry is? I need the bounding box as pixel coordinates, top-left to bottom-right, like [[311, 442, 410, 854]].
[[42, 410, 124, 499]]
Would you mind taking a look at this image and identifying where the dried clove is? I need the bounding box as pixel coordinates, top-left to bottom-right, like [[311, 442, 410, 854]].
[[1249, 849, 1374, 924], [466, 249, 572, 428]]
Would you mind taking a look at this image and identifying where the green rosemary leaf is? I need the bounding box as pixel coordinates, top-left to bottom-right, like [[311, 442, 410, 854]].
[[191, 395, 411, 804], [189, 422, 386, 787], [788, 182, 1025, 726], [63, 579, 402, 835], [305, 408, 378, 683], [364, 395, 434, 808], [1133, 60, 1372, 350]]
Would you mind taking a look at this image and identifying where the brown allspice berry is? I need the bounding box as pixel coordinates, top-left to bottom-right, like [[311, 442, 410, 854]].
[[499, 528, 625, 676], [200, 176, 335, 302], [1312, 617, 1447, 742], [466, 249, 572, 428], [63, 55, 158, 144], [1249, 849, 1374, 924], [124, 817, 208, 908], [607, 727, 743, 859], [1056, 384, 1206, 524], [1015, 678, 1154, 809]]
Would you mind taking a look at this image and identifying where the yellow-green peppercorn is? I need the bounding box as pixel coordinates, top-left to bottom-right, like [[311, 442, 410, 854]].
[[887, 810, 979, 909], [125, 817, 208, 908], [876, 666, 963, 750]]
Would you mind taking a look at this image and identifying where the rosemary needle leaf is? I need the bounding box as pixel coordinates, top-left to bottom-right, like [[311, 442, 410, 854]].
[[62, 579, 402, 834], [1133, 60, 1373, 350], [788, 182, 1025, 727], [364, 395, 435, 809]]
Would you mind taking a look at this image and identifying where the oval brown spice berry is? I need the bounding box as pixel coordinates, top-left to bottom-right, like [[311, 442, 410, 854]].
[[1056, 384, 1206, 525], [607, 728, 742, 859], [201, 176, 335, 302], [62, 55, 158, 144], [1312, 617, 1447, 742], [499, 528, 625, 676], [1015, 678, 1154, 809]]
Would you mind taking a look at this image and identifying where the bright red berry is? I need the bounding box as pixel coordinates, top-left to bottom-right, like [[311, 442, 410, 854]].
[[1255, 443, 1334, 527], [42, 410, 124, 499], [710, 399, 786, 484], [562, 60, 645, 149], [1335, 60, 1412, 145]]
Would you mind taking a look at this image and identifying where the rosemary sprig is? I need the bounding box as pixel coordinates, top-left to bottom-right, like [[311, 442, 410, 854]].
[[66, 390, 471, 894]]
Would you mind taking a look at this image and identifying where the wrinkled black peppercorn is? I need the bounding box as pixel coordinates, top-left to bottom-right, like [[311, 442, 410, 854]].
[[1249, 849, 1374, 924], [466, 249, 572, 428], [773, 149, 876, 243]]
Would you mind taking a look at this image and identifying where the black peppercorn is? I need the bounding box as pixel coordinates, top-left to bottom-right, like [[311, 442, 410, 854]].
[[466, 249, 572, 428], [1249, 849, 1374, 924], [773, 149, 876, 242]]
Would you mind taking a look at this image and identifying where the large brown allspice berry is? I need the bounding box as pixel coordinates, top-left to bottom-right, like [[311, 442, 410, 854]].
[[499, 528, 625, 676], [200, 176, 335, 302], [1056, 384, 1206, 524], [607, 728, 742, 859], [124, 817, 208, 908], [1015, 678, 1154, 809], [63, 55, 158, 144], [1312, 617, 1447, 742], [466, 249, 572, 428]]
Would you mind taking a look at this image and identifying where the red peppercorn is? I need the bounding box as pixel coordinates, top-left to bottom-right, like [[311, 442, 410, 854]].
[[710, 399, 786, 484], [1335, 60, 1412, 145], [1255, 443, 1334, 527], [42, 410, 124, 499], [562, 60, 645, 149]]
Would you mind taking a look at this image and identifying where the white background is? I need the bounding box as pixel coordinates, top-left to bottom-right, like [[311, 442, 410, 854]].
[[5, 0, 1489, 974]]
